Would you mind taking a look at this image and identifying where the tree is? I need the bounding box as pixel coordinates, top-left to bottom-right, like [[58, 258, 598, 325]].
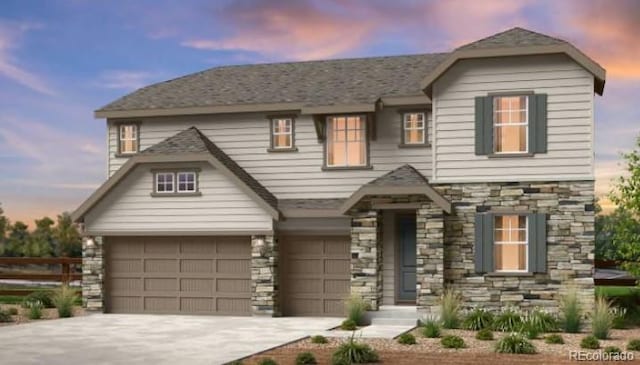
[[24, 217, 55, 257], [5, 221, 30, 257], [608, 134, 640, 277], [53, 213, 81, 257], [0, 204, 8, 256]]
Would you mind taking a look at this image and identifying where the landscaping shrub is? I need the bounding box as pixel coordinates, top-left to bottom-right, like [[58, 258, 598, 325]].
[[295, 352, 317, 365], [340, 319, 357, 331], [475, 329, 494, 341], [494, 333, 536, 354], [519, 317, 541, 339], [22, 291, 54, 308], [310, 335, 328, 344], [421, 318, 441, 338], [592, 296, 614, 339], [0, 310, 12, 323], [627, 339, 640, 351], [345, 294, 369, 325], [462, 307, 494, 330], [604, 346, 622, 355], [7, 307, 18, 315], [258, 358, 278, 365], [526, 307, 559, 333], [544, 334, 564, 345], [52, 285, 75, 318], [331, 335, 379, 365], [493, 307, 523, 332], [560, 287, 583, 333], [439, 290, 461, 329], [580, 335, 600, 349], [397, 333, 416, 345], [611, 307, 627, 329], [27, 301, 43, 320], [441, 335, 465, 349]]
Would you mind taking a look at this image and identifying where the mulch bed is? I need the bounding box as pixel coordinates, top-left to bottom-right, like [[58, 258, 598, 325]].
[[244, 328, 640, 365]]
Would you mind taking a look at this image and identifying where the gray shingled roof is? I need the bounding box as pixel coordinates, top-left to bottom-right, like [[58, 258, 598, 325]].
[[97, 27, 587, 113], [98, 53, 449, 112], [367, 164, 429, 187], [457, 27, 568, 50], [278, 199, 345, 210], [143, 127, 278, 210]]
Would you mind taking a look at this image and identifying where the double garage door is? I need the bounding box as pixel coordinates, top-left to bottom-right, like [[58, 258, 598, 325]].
[[105, 235, 351, 316], [106, 236, 252, 315]]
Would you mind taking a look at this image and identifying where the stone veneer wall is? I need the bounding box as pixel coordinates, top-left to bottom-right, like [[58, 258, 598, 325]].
[[350, 211, 382, 310], [433, 181, 595, 314], [416, 202, 445, 315], [251, 235, 279, 316], [82, 236, 104, 311]]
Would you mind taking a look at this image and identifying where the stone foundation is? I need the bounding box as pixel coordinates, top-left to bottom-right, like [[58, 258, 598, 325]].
[[82, 236, 104, 311], [433, 180, 595, 314], [251, 235, 279, 316], [350, 211, 382, 310]]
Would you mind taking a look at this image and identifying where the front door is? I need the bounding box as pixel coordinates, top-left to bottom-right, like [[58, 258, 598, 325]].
[[397, 215, 417, 302]]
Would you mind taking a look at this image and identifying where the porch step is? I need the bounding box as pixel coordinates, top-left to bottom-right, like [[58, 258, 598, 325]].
[[366, 306, 420, 326]]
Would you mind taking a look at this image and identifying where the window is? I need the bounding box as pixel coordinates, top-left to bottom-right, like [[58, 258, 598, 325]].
[[118, 124, 139, 154], [326, 115, 367, 167], [177, 172, 196, 193], [270, 118, 294, 150], [403, 112, 426, 145], [493, 96, 528, 153], [494, 215, 528, 272], [155, 172, 175, 193]]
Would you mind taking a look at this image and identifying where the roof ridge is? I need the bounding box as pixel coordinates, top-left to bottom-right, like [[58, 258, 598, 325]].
[[456, 26, 568, 50]]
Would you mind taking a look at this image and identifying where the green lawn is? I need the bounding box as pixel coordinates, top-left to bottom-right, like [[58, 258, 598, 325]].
[[596, 286, 640, 298]]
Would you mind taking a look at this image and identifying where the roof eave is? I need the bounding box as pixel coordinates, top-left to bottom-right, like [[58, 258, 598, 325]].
[[94, 102, 304, 119], [420, 44, 606, 97], [339, 185, 452, 215]]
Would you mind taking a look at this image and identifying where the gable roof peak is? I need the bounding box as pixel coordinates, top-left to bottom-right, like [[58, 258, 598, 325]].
[[456, 26, 568, 51]]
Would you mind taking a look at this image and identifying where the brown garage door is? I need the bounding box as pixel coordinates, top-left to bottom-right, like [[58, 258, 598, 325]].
[[280, 236, 350, 316], [106, 236, 251, 315]]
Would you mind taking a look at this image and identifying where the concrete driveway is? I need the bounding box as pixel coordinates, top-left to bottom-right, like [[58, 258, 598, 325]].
[[0, 314, 341, 365]]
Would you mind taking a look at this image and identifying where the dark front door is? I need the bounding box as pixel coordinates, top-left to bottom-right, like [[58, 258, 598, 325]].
[[398, 215, 417, 302]]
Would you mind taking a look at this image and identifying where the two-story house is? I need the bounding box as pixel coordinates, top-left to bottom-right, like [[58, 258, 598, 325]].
[[73, 28, 605, 318]]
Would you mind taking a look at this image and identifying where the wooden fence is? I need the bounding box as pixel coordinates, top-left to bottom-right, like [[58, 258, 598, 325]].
[[0, 257, 82, 297]]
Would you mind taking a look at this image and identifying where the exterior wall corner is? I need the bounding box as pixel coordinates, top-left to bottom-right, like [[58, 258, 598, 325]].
[[82, 236, 104, 312], [251, 234, 280, 316]]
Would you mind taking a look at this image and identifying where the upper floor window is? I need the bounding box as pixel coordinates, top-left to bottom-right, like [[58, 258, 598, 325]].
[[402, 112, 426, 145], [326, 115, 367, 168], [118, 124, 139, 155], [153, 170, 200, 196], [494, 215, 528, 272], [493, 96, 528, 154], [270, 117, 295, 151]]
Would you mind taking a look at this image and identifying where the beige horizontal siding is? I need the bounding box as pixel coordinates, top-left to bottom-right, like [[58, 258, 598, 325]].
[[432, 54, 594, 183], [108, 107, 433, 199], [85, 162, 273, 234]]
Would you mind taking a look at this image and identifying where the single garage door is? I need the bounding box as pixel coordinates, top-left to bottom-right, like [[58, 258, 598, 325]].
[[280, 236, 351, 316], [106, 236, 251, 315]]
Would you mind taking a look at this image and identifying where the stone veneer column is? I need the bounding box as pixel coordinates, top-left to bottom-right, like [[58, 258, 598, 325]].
[[350, 211, 382, 310], [416, 203, 445, 315], [251, 235, 279, 316], [82, 236, 104, 312]]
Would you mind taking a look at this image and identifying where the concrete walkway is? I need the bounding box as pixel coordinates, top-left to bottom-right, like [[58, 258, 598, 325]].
[[318, 324, 416, 339], [0, 314, 341, 365]]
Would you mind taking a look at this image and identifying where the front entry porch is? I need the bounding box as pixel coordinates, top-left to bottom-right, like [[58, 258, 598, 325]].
[[341, 165, 451, 315]]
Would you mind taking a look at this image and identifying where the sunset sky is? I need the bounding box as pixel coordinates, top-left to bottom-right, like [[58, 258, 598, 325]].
[[0, 0, 638, 227]]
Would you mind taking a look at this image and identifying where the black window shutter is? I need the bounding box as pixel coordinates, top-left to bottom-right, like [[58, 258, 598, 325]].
[[474, 213, 494, 273], [528, 94, 548, 154], [528, 213, 547, 273]]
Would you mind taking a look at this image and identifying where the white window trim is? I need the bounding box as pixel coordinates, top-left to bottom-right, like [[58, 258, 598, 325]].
[[326, 115, 367, 168], [493, 96, 529, 154], [176, 171, 197, 193], [403, 112, 426, 144], [494, 215, 529, 273], [119, 124, 138, 154], [272, 118, 293, 149], [155, 172, 175, 194]]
